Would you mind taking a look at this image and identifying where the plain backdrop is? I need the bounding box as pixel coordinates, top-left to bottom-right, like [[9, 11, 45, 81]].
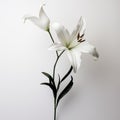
[[0, 0, 120, 120]]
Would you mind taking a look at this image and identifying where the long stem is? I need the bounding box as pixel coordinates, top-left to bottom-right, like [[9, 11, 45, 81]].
[[48, 29, 73, 120], [48, 29, 64, 120], [54, 98, 57, 120]]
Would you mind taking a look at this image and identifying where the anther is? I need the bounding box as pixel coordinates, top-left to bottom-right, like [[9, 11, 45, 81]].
[[77, 33, 85, 43]]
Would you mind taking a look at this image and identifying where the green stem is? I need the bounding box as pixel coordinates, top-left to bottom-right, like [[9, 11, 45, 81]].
[[48, 29, 73, 120], [54, 98, 57, 120], [53, 51, 64, 120], [48, 29, 65, 120], [48, 29, 54, 43]]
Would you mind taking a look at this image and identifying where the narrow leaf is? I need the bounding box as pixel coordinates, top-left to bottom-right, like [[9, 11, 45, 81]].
[[57, 76, 73, 105], [42, 72, 55, 86], [61, 66, 73, 82], [57, 74, 61, 91], [41, 82, 57, 98]]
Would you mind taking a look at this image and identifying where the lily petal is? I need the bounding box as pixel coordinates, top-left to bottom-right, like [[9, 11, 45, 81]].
[[74, 42, 99, 59], [79, 16, 86, 36], [24, 16, 42, 28], [52, 23, 70, 46], [24, 6, 50, 31], [49, 43, 67, 51], [70, 20, 81, 41], [66, 50, 81, 73], [70, 16, 86, 41], [39, 6, 50, 30]]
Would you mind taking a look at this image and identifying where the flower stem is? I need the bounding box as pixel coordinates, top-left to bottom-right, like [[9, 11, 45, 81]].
[[48, 29, 72, 120], [53, 52, 63, 120], [48, 29, 54, 43], [48, 29, 65, 120], [54, 98, 57, 120], [53, 51, 65, 120]]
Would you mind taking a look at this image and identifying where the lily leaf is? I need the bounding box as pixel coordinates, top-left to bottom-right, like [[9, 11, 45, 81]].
[[57, 76, 73, 106], [57, 74, 61, 92], [61, 66, 73, 83], [42, 72, 55, 86], [41, 82, 57, 98]]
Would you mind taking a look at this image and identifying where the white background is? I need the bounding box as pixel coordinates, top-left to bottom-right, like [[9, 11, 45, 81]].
[[0, 0, 120, 120]]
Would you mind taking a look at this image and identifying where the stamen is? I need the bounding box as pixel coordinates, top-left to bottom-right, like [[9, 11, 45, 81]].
[[80, 34, 84, 38], [77, 33, 85, 43], [77, 33, 80, 40], [78, 39, 82, 42], [80, 39, 85, 43]]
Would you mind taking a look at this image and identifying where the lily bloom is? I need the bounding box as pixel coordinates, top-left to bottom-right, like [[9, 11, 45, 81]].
[[49, 17, 99, 73], [24, 5, 50, 31]]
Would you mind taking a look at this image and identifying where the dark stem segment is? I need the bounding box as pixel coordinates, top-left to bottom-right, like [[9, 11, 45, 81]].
[[48, 29, 73, 120], [48, 29, 63, 120], [54, 98, 57, 120], [48, 29, 54, 43]]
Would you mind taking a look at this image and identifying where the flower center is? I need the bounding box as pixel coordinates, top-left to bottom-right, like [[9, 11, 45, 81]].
[[77, 33, 85, 43]]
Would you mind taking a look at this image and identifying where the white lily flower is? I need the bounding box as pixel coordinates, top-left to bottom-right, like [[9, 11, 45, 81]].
[[49, 17, 99, 73], [24, 5, 50, 31]]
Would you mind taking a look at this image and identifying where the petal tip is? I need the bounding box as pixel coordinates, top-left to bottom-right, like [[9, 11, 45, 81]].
[[23, 15, 29, 23], [39, 5, 50, 30], [92, 48, 99, 60]]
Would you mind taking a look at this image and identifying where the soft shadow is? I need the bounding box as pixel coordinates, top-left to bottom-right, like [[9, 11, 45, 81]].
[[57, 84, 82, 120]]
